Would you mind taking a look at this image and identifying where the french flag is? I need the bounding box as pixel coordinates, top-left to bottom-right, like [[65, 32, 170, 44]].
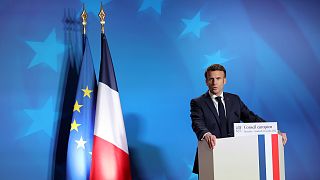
[[90, 33, 131, 180], [258, 134, 285, 180]]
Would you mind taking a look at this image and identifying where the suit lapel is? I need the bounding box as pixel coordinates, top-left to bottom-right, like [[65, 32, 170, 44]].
[[204, 92, 221, 126], [224, 93, 232, 135], [224, 93, 232, 120]]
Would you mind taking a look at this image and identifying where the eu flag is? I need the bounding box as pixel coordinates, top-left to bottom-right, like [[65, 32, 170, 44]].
[[66, 35, 97, 180]]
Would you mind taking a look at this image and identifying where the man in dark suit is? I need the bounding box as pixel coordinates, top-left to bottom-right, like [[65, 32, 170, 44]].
[[190, 64, 287, 174]]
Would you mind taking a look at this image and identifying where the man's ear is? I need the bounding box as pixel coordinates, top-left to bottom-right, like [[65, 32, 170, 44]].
[[224, 78, 227, 85]]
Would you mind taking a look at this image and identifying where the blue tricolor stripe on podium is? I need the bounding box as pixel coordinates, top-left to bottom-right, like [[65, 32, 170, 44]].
[[258, 135, 266, 180], [258, 134, 283, 180]]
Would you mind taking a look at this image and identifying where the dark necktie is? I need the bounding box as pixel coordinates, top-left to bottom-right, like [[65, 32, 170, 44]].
[[215, 96, 228, 137]]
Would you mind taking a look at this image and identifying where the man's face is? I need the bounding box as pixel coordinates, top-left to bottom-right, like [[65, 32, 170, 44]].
[[206, 70, 226, 96]]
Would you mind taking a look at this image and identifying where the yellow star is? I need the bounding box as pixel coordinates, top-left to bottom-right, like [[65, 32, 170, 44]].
[[70, 119, 81, 132], [82, 86, 93, 98], [73, 100, 83, 113]]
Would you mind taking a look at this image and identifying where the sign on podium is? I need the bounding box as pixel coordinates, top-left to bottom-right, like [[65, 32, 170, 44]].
[[198, 123, 285, 180]]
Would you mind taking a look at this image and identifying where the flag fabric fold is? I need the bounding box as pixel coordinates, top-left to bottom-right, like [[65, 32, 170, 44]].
[[66, 36, 97, 180], [90, 33, 131, 180]]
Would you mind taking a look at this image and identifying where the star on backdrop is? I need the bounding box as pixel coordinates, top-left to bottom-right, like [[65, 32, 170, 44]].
[[23, 97, 58, 137], [204, 50, 231, 67], [180, 12, 209, 38], [26, 29, 65, 72], [139, 0, 164, 14]]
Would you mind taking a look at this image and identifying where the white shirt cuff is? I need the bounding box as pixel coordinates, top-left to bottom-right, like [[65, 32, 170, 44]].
[[201, 132, 211, 140]]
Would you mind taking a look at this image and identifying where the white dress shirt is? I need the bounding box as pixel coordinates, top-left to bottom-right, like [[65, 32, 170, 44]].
[[208, 91, 226, 116]]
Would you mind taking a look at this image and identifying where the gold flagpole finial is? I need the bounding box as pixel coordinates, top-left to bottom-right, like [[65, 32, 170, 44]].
[[81, 4, 88, 35], [99, 3, 106, 34]]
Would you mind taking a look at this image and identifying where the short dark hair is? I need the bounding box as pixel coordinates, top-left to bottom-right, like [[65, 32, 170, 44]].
[[204, 64, 226, 79]]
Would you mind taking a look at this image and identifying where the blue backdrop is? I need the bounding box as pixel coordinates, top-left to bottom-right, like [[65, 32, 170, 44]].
[[1, 0, 320, 179]]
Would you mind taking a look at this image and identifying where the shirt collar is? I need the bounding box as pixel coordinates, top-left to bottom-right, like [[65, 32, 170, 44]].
[[208, 91, 224, 100]]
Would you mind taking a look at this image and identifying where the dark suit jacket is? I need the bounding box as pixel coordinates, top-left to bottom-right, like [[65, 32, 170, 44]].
[[190, 91, 265, 174]]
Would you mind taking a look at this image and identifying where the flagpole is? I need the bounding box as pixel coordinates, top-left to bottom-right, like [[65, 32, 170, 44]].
[[81, 4, 87, 52], [99, 3, 106, 34]]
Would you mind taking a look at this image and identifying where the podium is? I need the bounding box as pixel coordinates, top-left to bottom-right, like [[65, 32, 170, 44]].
[[198, 134, 285, 180]]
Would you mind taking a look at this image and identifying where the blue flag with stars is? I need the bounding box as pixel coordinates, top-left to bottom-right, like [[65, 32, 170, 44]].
[[66, 35, 97, 180]]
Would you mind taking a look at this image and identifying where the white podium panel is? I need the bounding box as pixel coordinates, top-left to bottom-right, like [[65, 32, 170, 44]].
[[198, 134, 285, 180]]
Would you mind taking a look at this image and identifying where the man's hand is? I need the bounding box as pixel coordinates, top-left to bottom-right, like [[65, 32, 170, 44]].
[[280, 132, 287, 145], [204, 133, 216, 150]]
